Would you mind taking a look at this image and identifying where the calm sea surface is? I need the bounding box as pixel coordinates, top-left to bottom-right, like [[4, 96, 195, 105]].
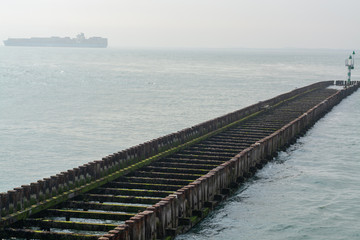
[[0, 47, 359, 239]]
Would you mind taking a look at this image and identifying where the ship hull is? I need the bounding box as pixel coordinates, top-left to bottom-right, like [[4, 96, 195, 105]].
[[3, 42, 107, 48]]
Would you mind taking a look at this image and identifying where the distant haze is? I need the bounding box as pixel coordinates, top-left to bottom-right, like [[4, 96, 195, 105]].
[[1, 0, 359, 49]]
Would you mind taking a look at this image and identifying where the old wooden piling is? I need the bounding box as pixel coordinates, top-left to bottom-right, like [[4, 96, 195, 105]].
[[0, 81, 359, 240]]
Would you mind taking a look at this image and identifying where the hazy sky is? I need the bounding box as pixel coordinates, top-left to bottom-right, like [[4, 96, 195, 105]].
[[1, 0, 359, 49]]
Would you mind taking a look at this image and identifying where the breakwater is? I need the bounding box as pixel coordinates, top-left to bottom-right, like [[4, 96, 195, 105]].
[[0, 81, 359, 240]]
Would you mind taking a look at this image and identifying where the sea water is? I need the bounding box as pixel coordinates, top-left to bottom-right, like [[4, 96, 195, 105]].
[[0, 47, 359, 239], [176, 89, 360, 240]]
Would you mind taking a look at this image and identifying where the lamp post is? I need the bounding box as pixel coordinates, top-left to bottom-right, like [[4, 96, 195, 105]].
[[345, 51, 355, 86]]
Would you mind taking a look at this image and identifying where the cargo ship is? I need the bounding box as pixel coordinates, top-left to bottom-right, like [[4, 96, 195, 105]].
[[3, 33, 107, 48]]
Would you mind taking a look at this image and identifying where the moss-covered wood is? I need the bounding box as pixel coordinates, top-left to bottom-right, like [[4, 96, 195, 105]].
[[20, 218, 118, 232], [0, 228, 100, 240], [61, 201, 147, 213], [43, 209, 135, 221]]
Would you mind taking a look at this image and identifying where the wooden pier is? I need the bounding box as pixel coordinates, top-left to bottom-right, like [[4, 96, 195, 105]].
[[0, 81, 359, 240]]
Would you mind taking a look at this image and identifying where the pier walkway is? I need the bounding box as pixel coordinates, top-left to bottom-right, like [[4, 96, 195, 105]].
[[0, 81, 359, 240]]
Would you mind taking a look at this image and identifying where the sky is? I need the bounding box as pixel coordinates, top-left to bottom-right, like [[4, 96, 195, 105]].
[[1, 0, 359, 49]]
